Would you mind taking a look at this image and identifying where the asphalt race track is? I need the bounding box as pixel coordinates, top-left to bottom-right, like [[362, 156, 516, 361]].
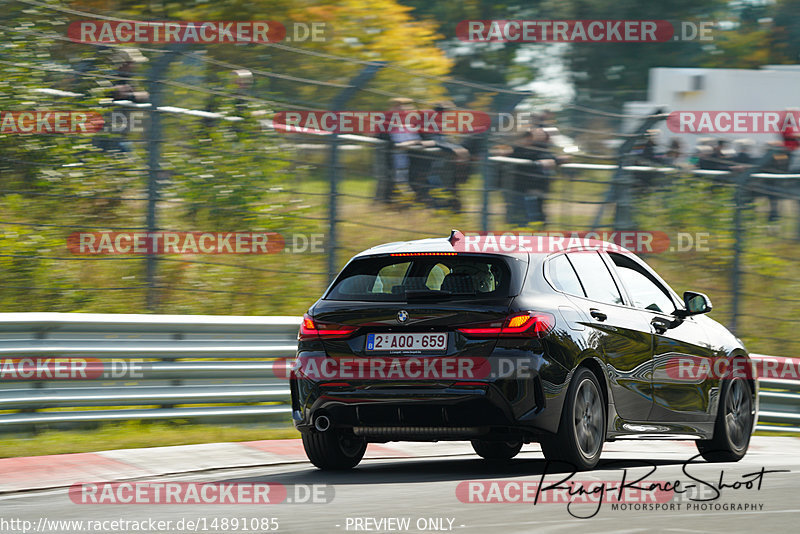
[[1, 437, 798, 533]]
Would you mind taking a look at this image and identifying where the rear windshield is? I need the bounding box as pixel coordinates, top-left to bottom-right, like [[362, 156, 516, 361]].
[[325, 255, 515, 301]]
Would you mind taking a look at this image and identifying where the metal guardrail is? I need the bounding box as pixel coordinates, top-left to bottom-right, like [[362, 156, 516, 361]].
[[0, 313, 300, 430], [754, 377, 800, 433], [0, 313, 797, 433]]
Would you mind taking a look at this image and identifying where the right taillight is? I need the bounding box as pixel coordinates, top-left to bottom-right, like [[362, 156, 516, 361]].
[[298, 313, 358, 340], [457, 312, 555, 339]]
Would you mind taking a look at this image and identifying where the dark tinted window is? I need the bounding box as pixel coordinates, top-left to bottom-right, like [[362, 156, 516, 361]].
[[548, 254, 585, 296], [567, 251, 623, 305], [326, 255, 512, 301]]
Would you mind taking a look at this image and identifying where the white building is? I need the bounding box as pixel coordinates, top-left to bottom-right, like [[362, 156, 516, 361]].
[[624, 65, 800, 154]]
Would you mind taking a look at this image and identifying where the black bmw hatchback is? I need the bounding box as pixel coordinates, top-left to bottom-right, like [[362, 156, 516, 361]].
[[290, 231, 756, 470]]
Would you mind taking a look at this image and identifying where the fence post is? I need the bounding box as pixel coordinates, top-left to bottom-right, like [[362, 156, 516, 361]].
[[325, 63, 384, 283], [480, 133, 490, 232], [144, 51, 178, 312], [730, 177, 744, 335], [326, 134, 341, 284], [729, 146, 779, 334]]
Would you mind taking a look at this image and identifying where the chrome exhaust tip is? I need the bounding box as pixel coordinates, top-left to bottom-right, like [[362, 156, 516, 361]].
[[314, 414, 331, 432]]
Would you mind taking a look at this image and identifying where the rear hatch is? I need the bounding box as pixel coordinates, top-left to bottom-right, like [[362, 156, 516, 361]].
[[303, 253, 528, 374]]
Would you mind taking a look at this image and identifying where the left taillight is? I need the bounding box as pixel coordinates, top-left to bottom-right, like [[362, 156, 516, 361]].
[[298, 313, 358, 340], [457, 312, 555, 339]]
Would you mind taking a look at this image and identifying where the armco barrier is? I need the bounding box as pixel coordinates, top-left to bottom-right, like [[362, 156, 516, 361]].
[[0, 313, 796, 433], [0, 313, 299, 430]]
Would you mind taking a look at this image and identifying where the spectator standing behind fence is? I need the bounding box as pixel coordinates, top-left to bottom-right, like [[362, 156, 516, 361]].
[[422, 101, 471, 211], [694, 138, 735, 171], [763, 109, 800, 222], [732, 138, 755, 165], [637, 129, 661, 162], [231, 69, 254, 133], [731, 138, 756, 207], [94, 48, 149, 153], [690, 137, 712, 168], [630, 129, 666, 196], [375, 98, 435, 205], [713, 140, 736, 170], [110, 48, 149, 103], [663, 138, 684, 167], [496, 127, 557, 225]]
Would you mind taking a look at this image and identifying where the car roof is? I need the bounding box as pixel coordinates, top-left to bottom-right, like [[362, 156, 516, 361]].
[[352, 232, 633, 259]]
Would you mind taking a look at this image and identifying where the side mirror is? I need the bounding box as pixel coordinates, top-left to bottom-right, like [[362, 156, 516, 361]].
[[675, 291, 712, 317]]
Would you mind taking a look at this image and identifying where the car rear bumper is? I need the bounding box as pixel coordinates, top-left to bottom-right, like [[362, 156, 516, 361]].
[[290, 350, 570, 439]]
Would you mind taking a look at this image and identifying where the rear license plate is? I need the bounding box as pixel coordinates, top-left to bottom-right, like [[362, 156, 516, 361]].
[[366, 333, 447, 352]]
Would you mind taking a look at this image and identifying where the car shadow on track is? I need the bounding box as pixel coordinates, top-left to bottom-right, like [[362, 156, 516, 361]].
[[220, 455, 695, 486]]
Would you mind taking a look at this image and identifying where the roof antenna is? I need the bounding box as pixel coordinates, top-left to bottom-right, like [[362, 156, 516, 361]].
[[448, 229, 464, 245]]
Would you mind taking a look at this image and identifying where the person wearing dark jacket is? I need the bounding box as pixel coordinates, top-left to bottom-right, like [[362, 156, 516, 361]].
[[421, 102, 471, 211], [375, 98, 435, 204], [506, 128, 556, 225]]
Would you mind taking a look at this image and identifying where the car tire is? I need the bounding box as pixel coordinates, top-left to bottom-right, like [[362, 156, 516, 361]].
[[301, 430, 367, 470], [696, 376, 753, 463], [541, 366, 606, 470], [471, 439, 523, 460]]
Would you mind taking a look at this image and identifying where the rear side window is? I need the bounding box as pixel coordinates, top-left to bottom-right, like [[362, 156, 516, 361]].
[[548, 254, 585, 297], [326, 255, 513, 301], [567, 251, 623, 306]]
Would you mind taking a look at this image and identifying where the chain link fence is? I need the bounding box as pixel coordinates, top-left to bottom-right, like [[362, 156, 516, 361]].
[[2, 5, 799, 361]]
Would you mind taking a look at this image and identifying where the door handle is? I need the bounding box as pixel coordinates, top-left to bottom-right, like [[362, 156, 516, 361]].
[[589, 308, 607, 321], [651, 317, 669, 334]]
